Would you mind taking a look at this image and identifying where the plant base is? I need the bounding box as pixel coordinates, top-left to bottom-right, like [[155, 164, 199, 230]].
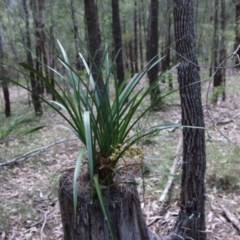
[[59, 171, 154, 240]]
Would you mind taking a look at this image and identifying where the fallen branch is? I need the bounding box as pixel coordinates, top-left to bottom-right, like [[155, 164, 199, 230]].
[[220, 203, 240, 232], [159, 135, 183, 202], [0, 137, 77, 167]]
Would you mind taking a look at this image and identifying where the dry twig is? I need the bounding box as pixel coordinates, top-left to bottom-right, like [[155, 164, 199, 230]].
[[159, 135, 183, 202], [0, 137, 77, 167], [219, 203, 240, 233]]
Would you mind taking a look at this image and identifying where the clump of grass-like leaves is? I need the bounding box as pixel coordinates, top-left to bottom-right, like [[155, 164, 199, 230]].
[[0, 116, 43, 144], [20, 42, 178, 239], [20, 42, 173, 184]]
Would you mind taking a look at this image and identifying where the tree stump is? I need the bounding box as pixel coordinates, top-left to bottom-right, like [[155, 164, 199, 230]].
[[59, 171, 151, 240]]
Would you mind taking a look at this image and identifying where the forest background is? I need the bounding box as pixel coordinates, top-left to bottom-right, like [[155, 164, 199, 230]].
[[0, 0, 240, 239]]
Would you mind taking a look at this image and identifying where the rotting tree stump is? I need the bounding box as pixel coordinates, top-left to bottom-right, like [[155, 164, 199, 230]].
[[59, 171, 152, 240], [59, 171, 183, 240]]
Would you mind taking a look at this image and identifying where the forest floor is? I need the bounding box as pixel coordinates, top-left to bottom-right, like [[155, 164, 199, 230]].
[[0, 71, 240, 240]]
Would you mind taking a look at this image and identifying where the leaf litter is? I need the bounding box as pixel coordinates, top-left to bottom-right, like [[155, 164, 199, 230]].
[[1, 73, 240, 239]]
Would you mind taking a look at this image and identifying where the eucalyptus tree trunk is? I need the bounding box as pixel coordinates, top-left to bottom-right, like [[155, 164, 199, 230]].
[[234, 0, 240, 66], [211, 0, 226, 103], [30, 0, 49, 94], [211, 0, 220, 81], [219, 0, 226, 101], [133, 0, 139, 73], [161, 0, 172, 90], [0, 25, 10, 117], [84, 0, 103, 92], [138, 2, 144, 69], [70, 0, 82, 71], [128, 39, 135, 76], [22, 0, 42, 116], [1, 78, 10, 117], [111, 0, 125, 86], [173, 1, 206, 239], [146, 0, 161, 110], [49, 24, 56, 101]]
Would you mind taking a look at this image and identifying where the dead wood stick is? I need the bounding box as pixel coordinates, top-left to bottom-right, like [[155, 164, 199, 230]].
[[220, 203, 240, 232], [0, 137, 77, 167], [159, 134, 183, 202]]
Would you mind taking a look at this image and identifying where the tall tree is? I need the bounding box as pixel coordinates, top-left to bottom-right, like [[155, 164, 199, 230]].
[[22, 0, 42, 116], [219, 0, 226, 101], [234, 0, 240, 66], [146, 0, 161, 109], [0, 24, 10, 117], [138, 0, 144, 69], [133, 0, 139, 73], [70, 0, 82, 70], [161, 0, 173, 90], [84, 0, 104, 92], [30, 0, 48, 93], [111, 0, 125, 86], [173, 1, 206, 239], [48, 2, 56, 101], [211, 0, 226, 103]]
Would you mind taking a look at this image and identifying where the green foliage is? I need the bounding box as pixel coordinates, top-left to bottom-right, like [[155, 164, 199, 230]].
[[0, 116, 43, 144], [20, 41, 174, 183], [19, 41, 180, 239]]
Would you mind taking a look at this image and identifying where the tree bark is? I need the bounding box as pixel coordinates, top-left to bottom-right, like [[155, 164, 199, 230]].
[[211, 0, 226, 103], [146, 0, 161, 109], [128, 39, 135, 76], [58, 171, 185, 240], [173, 1, 206, 239], [0, 24, 10, 117], [22, 0, 42, 116], [219, 0, 226, 101], [133, 0, 139, 73], [1, 80, 10, 117], [30, 0, 48, 94], [138, 2, 144, 69], [161, 0, 172, 90], [70, 0, 82, 71], [84, 0, 104, 92], [234, 0, 240, 66], [59, 171, 152, 240], [111, 0, 125, 86]]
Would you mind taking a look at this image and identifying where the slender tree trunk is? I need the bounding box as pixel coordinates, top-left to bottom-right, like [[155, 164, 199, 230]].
[[212, 0, 221, 103], [70, 0, 82, 71], [49, 24, 56, 101], [22, 0, 42, 116], [219, 0, 226, 101], [84, 0, 104, 92], [161, 0, 172, 90], [121, 14, 129, 71], [173, 1, 206, 239], [234, 0, 240, 66], [30, 0, 49, 93], [0, 24, 10, 117], [146, 0, 161, 109], [1, 80, 10, 117], [128, 39, 135, 76], [111, 0, 125, 86], [138, 3, 144, 69], [133, 0, 139, 73], [140, 0, 148, 51], [211, 0, 226, 103]]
